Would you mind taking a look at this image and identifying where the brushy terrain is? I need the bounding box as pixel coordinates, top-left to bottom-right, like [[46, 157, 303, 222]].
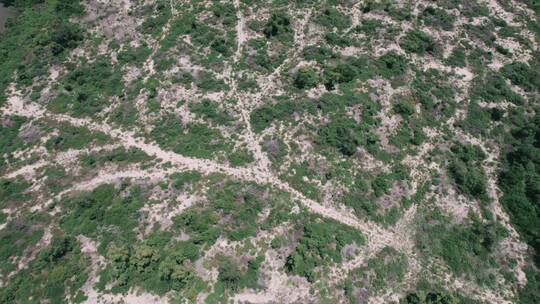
[[0, 0, 539, 303]]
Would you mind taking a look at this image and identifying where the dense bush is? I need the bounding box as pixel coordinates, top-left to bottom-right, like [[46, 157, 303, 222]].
[[500, 61, 540, 92], [0, 235, 89, 303], [316, 118, 378, 156], [250, 99, 309, 132], [417, 211, 507, 284], [400, 30, 438, 56], [60, 185, 144, 251], [81, 148, 152, 168], [49, 58, 123, 116], [189, 99, 233, 125], [376, 51, 408, 78], [0, 215, 43, 275], [286, 216, 364, 281], [294, 67, 320, 89], [344, 247, 407, 298], [151, 115, 227, 158], [0, 116, 28, 168], [498, 111, 540, 267], [0, 0, 84, 104], [420, 7, 455, 31], [45, 125, 108, 151], [471, 74, 523, 104], [263, 12, 291, 38], [315, 7, 351, 31], [448, 144, 488, 201]]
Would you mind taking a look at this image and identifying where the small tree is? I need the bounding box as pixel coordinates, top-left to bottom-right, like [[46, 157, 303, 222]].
[[294, 67, 319, 89]]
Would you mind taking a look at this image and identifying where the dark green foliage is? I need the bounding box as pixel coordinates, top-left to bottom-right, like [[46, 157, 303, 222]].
[[471, 74, 523, 104], [315, 7, 351, 30], [81, 148, 152, 168], [45, 125, 108, 151], [263, 11, 291, 38], [421, 7, 455, 31], [294, 67, 319, 89], [417, 211, 506, 283], [173, 208, 220, 245], [498, 112, 540, 266], [446, 48, 466, 67], [448, 144, 488, 200], [302, 45, 336, 63], [51, 58, 123, 116], [208, 182, 264, 241], [400, 291, 476, 304], [250, 99, 308, 132], [360, 1, 412, 21], [49, 22, 83, 55], [0, 0, 83, 104], [393, 100, 416, 117], [228, 149, 255, 167], [190, 99, 233, 125], [139, 1, 171, 37], [316, 118, 378, 156], [60, 185, 144, 251], [0, 216, 43, 275], [101, 234, 202, 295], [344, 247, 407, 296], [500, 61, 540, 92], [457, 102, 493, 136], [117, 45, 152, 66], [322, 55, 382, 89], [0, 235, 89, 304], [282, 162, 322, 201], [354, 19, 384, 35], [412, 69, 456, 120], [0, 116, 28, 168], [217, 255, 263, 291], [519, 267, 540, 303], [170, 171, 201, 190], [376, 51, 408, 78], [400, 30, 438, 56], [196, 72, 229, 92], [0, 177, 29, 206], [151, 115, 227, 158], [173, 182, 271, 243], [211, 2, 237, 27], [286, 216, 364, 281]]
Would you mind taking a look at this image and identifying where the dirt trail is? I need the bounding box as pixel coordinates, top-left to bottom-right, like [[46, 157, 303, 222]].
[[3, 92, 398, 250]]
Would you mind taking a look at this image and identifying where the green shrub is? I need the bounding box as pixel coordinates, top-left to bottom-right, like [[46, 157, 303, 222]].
[[60, 185, 144, 251], [45, 125, 108, 151], [498, 112, 540, 266], [416, 211, 507, 284], [228, 149, 255, 167], [294, 67, 320, 89], [421, 6, 455, 31], [190, 99, 233, 125], [376, 51, 408, 78], [400, 30, 438, 56], [151, 115, 227, 158], [500, 61, 540, 92], [286, 216, 364, 282], [263, 12, 291, 38], [472, 74, 523, 104], [0, 116, 29, 168], [315, 7, 351, 31], [0, 235, 89, 303], [316, 118, 378, 156], [448, 144, 488, 200], [81, 148, 152, 168]]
